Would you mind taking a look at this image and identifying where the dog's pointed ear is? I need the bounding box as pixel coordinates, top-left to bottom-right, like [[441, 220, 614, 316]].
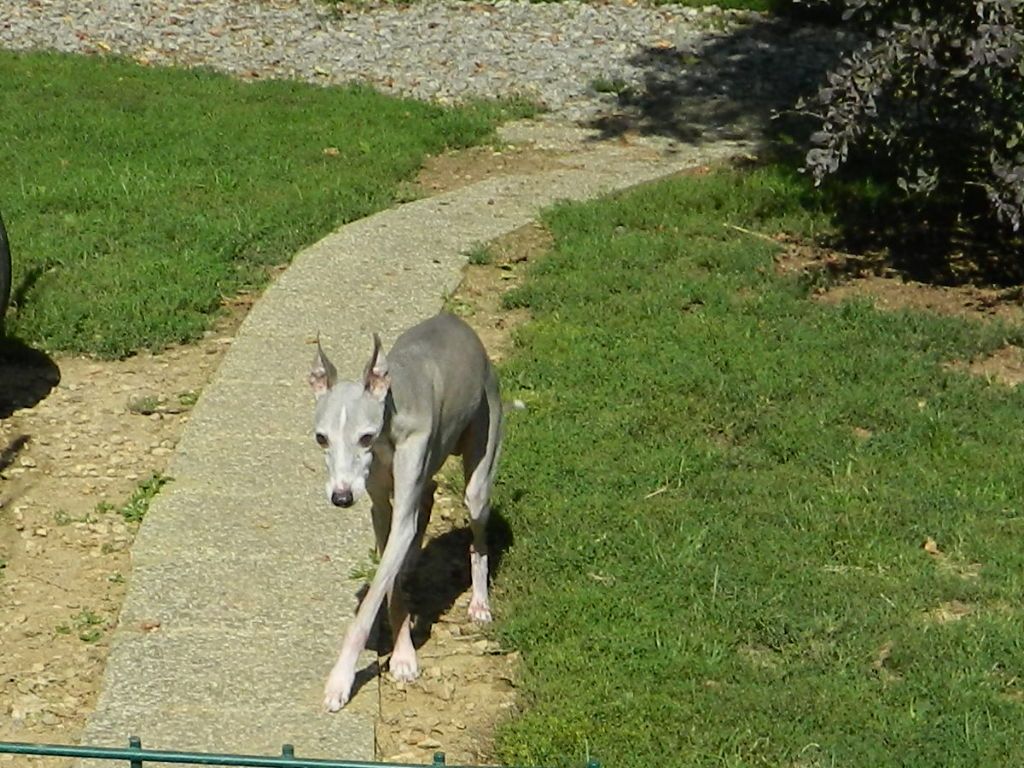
[[309, 333, 337, 399], [362, 333, 390, 401]]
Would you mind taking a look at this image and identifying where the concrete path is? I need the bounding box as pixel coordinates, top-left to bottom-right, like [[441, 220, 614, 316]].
[[79, 121, 749, 762]]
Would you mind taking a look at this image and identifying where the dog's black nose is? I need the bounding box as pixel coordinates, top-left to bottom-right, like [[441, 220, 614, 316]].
[[331, 489, 354, 508]]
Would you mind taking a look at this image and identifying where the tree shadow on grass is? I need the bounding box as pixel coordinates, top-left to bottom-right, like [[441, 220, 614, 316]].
[[588, 16, 853, 149], [815, 172, 1024, 287], [592, 15, 1024, 286]]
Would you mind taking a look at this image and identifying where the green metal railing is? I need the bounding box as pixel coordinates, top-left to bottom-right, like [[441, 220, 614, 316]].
[[0, 739, 456, 768], [0, 739, 599, 768]]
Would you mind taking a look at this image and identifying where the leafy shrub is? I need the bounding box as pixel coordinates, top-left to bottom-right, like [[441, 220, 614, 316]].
[[796, 0, 1024, 248]]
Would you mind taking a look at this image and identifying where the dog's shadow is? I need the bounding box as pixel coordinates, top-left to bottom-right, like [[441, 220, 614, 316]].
[[358, 506, 514, 660], [0, 337, 60, 419]]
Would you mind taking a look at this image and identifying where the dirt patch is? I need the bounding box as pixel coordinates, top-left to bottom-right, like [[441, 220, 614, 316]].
[[947, 344, 1024, 388], [445, 221, 550, 362], [925, 600, 974, 625], [414, 144, 572, 197], [870, 640, 901, 684], [375, 221, 546, 764], [775, 241, 1024, 326], [774, 241, 1024, 393], [921, 536, 983, 582], [818, 276, 1024, 324], [738, 644, 782, 671], [0, 299, 250, 764]]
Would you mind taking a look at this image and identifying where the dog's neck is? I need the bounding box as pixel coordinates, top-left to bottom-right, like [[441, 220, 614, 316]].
[[372, 390, 398, 456]]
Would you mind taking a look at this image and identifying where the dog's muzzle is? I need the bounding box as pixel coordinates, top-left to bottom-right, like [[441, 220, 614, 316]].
[[331, 488, 354, 508]]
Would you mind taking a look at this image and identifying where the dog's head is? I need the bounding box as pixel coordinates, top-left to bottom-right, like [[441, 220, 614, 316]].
[[308, 333, 390, 508]]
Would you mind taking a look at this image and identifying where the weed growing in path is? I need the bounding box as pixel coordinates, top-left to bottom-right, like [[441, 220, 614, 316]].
[[118, 473, 170, 524]]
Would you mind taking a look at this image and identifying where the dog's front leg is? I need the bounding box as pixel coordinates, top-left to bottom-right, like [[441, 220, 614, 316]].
[[323, 439, 428, 712], [388, 479, 435, 682], [323, 511, 418, 711]]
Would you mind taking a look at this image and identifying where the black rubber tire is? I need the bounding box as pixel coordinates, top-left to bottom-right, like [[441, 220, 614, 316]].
[[0, 211, 11, 327]]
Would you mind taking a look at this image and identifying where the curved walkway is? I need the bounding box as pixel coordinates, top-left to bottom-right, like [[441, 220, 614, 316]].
[[78, 121, 750, 761]]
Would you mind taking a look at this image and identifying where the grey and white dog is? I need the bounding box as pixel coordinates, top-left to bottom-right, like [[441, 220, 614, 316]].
[[309, 313, 503, 711]]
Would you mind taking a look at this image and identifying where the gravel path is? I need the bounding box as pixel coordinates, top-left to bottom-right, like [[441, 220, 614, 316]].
[[0, 0, 847, 129]]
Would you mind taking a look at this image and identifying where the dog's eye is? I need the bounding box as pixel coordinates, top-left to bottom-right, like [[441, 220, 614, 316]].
[[315, 433, 328, 448], [358, 432, 375, 448]]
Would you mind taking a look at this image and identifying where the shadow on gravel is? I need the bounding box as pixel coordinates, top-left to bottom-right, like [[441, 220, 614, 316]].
[[362, 506, 515, 659], [0, 434, 30, 473], [589, 17, 855, 150], [407, 507, 513, 649], [0, 337, 60, 418]]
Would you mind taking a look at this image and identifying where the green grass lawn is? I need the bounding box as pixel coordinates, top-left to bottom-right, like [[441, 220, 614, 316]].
[[0, 51, 528, 358], [493, 167, 1024, 767]]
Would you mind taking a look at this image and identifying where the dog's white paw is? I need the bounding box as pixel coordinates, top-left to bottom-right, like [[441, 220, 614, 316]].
[[468, 597, 492, 623], [389, 650, 420, 682], [323, 691, 348, 713], [323, 663, 354, 713]]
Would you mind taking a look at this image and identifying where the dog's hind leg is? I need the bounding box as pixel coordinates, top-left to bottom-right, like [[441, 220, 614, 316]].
[[461, 366, 503, 623], [364, 468, 393, 655], [367, 468, 393, 557]]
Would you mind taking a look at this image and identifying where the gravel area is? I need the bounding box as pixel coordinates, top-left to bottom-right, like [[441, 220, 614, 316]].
[[0, 0, 851, 131]]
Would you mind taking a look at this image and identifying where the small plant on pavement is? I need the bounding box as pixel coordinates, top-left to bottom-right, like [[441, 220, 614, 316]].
[[118, 473, 170, 524]]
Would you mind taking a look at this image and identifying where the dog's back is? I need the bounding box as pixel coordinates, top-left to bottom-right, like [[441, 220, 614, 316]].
[[390, 312, 490, 385], [386, 314, 497, 468]]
